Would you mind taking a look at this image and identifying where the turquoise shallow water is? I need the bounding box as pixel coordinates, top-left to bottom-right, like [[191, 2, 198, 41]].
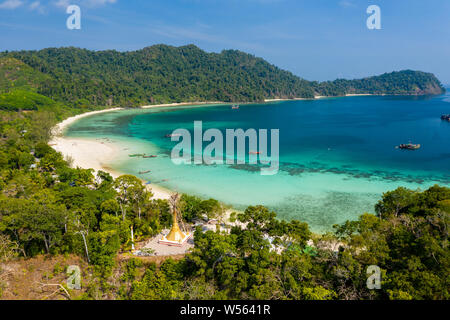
[[66, 93, 450, 232]]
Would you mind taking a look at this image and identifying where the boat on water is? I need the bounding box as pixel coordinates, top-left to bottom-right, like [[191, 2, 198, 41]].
[[396, 143, 421, 150], [231, 104, 240, 109], [441, 114, 450, 121], [129, 153, 146, 157], [139, 170, 151, 174], [143, 155, 157, 158], [249, 151, 261, 155]]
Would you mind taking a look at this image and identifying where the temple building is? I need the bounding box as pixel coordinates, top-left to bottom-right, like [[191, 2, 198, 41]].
[[158, 198, 191, 246]]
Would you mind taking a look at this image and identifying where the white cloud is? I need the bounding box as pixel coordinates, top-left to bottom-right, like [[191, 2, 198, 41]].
[[0, 0, 24, 9], [53, 0, 71, 8], [338, 0, 354, 8], [29, 0, 39, 9], [29, 1, 45, 13]]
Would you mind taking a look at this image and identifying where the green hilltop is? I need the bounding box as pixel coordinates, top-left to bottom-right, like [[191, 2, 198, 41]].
[[0, 90, 58, 112], [0, 57, 52, 94], [0, 45, 445, 110]]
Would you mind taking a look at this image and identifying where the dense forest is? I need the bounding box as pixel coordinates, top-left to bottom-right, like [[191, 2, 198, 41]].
[[0, 45, 445, 110], [0, 45, 448, 300]]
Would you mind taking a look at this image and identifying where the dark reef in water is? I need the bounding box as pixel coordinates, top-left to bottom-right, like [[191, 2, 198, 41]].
[[269, 191, 380, 233], [225, 160, 449, 186]]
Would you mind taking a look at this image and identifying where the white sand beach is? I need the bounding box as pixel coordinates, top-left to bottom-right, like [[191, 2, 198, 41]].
[[51, 108, 124, 137], [51, 135, 174, 200], [264, 94, 376, 102], [141, 101, 224, 109], [49, 107, 124, 179], [49, 104, 216, 201], [345, 93, 376, 97], [51, 136, 119, 176], [264, 97, 312, 102], [49, 101, 243, 200]]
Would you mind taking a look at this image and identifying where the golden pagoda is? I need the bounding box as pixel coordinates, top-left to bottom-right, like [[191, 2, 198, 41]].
[[159, 194, 191, 246]]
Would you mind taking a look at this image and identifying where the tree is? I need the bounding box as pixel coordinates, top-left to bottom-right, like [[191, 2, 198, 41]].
[[180, 194, 203, 222], [180, 194, 223, 222], [130, 182, 152, 220], [375, 187, 416, 218], [88, 229, 120, 277], [0, 191, 67, 255], [114, 175, 145, 221], [335, 185, 450, 300], [68, 213, 91, 263], [95, 170, 114, 190], [0, 234, 19, 262], [238, 205, 276, 232], [129, 263, 181, 300], [100, 199, 120, 217]]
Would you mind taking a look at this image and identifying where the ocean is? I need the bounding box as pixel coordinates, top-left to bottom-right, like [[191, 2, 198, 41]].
[[65, 92, 450, 232]]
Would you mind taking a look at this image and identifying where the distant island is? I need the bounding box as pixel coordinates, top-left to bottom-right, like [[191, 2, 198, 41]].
[[0, 44, 446, 111]]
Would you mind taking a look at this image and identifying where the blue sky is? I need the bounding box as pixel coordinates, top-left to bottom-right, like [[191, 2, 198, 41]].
[[1, 0, 449, 84]]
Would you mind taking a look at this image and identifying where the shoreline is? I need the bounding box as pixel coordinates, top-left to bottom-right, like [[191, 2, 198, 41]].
[[49, 101, 243, 201], [48, 97, 448, 232], [49, 102, 231, 201], [264, 93, 379, 102], [50, 134, 175, 200], [47, 96, 383, 201]]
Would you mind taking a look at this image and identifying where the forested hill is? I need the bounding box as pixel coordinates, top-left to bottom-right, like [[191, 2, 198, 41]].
[[0, 44, 445, 108]]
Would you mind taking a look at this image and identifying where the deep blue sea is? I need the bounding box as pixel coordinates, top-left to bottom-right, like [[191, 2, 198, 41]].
[[66, 91, 450, 232]]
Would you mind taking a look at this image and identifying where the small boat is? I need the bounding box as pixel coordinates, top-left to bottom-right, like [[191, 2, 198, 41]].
[[231, 104, 240, 109], [139, 170, 151, 174], [396, 143, 421, 150], [143, 155, 157, 158], [129, 153, 146, 157], [249, 151, 261, 155], [441, 114, 450, 121]]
